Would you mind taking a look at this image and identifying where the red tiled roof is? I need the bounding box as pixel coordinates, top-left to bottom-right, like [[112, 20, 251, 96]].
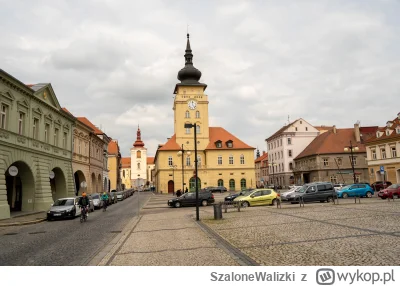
[[147, 157, 154, 164], [121, 157, 131, 167], [295, 128, 366, 159], [108, 140, 119, 155], [77, 117, 103, 135], [314, 126, 334, 131], [157, 134, 181, 151], [365, 116, 400, 143], [255, 152, 268, 163], [61, 107, 73, 115], [206, 127, 254, 150]]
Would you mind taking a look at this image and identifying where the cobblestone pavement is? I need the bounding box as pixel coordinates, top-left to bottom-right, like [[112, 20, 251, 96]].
[[202, 195, 400, 266]]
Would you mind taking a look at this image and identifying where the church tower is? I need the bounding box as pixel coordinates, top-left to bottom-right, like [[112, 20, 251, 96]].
[[130, 126, 147, 186], [173, 34, 210, 150]]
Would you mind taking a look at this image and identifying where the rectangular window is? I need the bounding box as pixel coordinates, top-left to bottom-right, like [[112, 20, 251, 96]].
[[54, 128, 59, 146], [63, 132, 67, 148], [229, 156, 234, 165], [352, 157, 357, 165], [197, 155, 201, 167], [323, 159, 329, 166], [185, 128, 190, 134], [168, 156, 173, 166], [391, 147, 397, 158], [18, 112, 24, 135], [44, 123, 50, 143], [287, 138, 291, 145], [218, 156, 222, 165], [33, 118, 39, 139], [288, 150, 292, 157], [381, 149, 386, 159], [240, 155, 245, 164], [306, 127, 308, 131], [372, 149, 376, 160], [186, 156, 190, 166], [0, 104, 8, 129]]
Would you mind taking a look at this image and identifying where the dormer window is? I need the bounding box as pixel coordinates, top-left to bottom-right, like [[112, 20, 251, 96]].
[[397, 112, 400, 120], [386, 129, 391, 136], [376, 131, 381, 138], [226, 140, 233, 148], [215, 140, 222, 148], [386, 121, 393, 128], [397, 128, 400, 134]]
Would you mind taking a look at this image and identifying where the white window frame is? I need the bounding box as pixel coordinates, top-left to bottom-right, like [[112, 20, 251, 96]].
[[0, 104, 8, 129], [217, 156, 222, 165], [372, 149, 376, 160], [185, 127, 191, 134], [195, 111, 200, 118], [44, 123, 50, 143], [53, 128, 59, 146], [185, 110, 190, 118], [229, 155, 234, 165], [168, 156, 173, 166], [186, 156, 191, 166], [381, 149, 386, 159], [18, 112, 24, 135], [196, 125, 200, 134], [240, 154, 245, 164], [391, 147, 397, 158]]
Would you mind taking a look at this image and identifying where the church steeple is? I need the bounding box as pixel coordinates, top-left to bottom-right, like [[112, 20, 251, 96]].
[[133, 125, 145, 147]]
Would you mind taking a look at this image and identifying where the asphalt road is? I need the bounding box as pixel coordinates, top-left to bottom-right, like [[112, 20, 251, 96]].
[[0, 192, 152, 266]]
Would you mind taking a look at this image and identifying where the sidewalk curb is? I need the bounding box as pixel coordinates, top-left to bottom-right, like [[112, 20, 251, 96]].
[[0, 218, 46, 227]]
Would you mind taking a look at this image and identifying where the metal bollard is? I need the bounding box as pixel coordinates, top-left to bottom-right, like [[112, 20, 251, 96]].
[[354, 196, 361, 204], [276, 198, 281, 209], [299, 197, 305, 207], [213, 203, 223, 220]]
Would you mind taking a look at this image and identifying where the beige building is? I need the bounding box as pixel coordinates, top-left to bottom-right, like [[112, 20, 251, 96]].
[[108, 139, 122, 191], [147, 157, 155, 188], [255, 150, 269, 188], [365, 113, 400, 184], [154, 34, 255, 194], [293, 125, 378, 184]]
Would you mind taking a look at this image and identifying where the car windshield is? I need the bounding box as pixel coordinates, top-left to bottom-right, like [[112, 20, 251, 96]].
[[54, 199, 74, 206], [296, 185, 309, 193], [341, 186, 351, 190], [91, 194, 99, 199]]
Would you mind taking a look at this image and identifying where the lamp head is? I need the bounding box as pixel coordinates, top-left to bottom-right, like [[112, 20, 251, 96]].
[[344, 147, 349, 152], [186, 151, 191, 156], [354, 146, 359, 151], [177, 150, 182, 156], [184, 123, 193, 128]]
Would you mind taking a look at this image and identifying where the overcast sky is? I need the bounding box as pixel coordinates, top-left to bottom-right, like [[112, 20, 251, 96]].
[[1, 0, 399, 157]]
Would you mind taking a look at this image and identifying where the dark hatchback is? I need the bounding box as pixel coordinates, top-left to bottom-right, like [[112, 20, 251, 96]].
[[224, 189, 254, 201], [168, 191, 215, 208]]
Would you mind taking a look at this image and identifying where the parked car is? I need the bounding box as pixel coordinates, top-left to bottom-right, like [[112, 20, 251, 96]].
[[286, 182, 336, 203], [371, 181, 392, 191], [90, 193, 103, 209], [47, 197, 81, 220], [281, 186, 302, 201], [116, 191, 124, 201], [378, 184, 400, 199], [333, 183, 347, 191], [336, 183, 374, 198], [205, 186, 227, 193], [224, 189, 254, 202], [109, 192, 118, 204], [168, 191, 215, 208], [233, 188, 280, 207]]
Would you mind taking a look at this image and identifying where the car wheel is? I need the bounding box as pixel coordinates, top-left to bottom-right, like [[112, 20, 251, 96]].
[[327, 196, 334, 203], [271, 199, 276, 206], [174, 201, 181, 208], [201, 200, 208, 206], [242, 201, 250, 207], [72, 210, 76, 218], [342, 193, 348, 199], [366, 191, 372, 198]]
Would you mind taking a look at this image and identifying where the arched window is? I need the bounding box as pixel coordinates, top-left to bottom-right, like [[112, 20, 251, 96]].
[[240, 179, 246, 190], [196, 111, 200, 118], [137, 150, 141, 158], [137, 163, 140, 170], [229, 179, 235, 191], [196, 125, 200, 134], [218, 179, 224, 187], [240, 154, 245, 164], [185, 110, 190, 118]]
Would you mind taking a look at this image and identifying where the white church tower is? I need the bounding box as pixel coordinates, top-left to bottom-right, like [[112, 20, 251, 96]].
[[130, 126, 147, 188]]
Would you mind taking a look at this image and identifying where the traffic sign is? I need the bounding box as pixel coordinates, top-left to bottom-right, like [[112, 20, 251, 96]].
[[380, 166, 385, 175]]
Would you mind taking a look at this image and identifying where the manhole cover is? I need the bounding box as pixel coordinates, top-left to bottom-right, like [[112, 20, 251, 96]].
[[4, 233, 18, 236], [110, 230, 122, 233], [29, 231, 46, 234]]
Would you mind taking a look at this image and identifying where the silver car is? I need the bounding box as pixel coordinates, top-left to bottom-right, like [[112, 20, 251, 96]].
[[90, 193, 103, 209], [47, 197, 81, 220], [281, 186, 302, 201]]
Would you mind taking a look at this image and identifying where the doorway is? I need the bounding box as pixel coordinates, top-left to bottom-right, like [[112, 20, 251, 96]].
[[168, 180, 174, 194]]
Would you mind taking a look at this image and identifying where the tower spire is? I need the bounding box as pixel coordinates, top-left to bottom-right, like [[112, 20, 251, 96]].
[[133, 125, 144, 147]]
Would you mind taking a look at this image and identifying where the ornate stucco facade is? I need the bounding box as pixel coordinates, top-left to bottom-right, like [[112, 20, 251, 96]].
[[108, 139, 122, 191], [154, 35, 255, 194], [0, 69, 75, 219]]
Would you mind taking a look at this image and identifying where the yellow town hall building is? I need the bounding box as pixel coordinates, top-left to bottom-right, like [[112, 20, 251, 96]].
[[154, 34, 255, 194]]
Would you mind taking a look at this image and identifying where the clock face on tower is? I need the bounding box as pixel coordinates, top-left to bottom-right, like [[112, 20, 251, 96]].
[[188, 100, 197, 110]]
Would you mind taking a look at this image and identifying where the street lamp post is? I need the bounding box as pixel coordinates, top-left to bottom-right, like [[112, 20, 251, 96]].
[[184, 123, 199, 221], [270, 160, 277, 191], [344, 141, 359, 184], [177, 145, 191, 193]]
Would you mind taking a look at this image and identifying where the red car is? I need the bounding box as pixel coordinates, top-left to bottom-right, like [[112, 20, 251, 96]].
[[372, 181, 392, 191], [378, 184, 400, 199]]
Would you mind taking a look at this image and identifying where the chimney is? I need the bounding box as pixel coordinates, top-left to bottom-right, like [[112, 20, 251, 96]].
[[333, 125, 336, 134], [354, 123, 361, 143]]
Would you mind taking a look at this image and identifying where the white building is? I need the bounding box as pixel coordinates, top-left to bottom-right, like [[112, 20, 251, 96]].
[[130, 126, 147, 188], [265, 118, 319, 187]]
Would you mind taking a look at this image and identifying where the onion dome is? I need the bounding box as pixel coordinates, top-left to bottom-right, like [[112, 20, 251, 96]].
[[177, 34, 202, 84]]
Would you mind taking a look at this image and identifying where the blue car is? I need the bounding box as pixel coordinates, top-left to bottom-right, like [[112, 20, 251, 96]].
[[336, 183, 374, 198]]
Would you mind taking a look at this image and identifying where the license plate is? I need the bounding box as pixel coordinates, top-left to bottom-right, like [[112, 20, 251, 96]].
[[54, 213, 61, 216]]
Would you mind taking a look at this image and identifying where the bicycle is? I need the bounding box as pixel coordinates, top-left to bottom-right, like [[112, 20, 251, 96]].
[[80, 206, 88, 223]]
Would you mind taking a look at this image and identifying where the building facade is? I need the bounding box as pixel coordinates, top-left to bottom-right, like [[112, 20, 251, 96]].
[[120, 157, 131, 190], [130, 127, 148, 188], [266, 118, 319, 187], [147, 157, 155, 188], [107, 139, 122, 191], [365, 113, 400, 184], [255, 150, 268, 188], [0, 70, 75, 219], [154, 34, 255, 194], [293, 125, 377, 184]]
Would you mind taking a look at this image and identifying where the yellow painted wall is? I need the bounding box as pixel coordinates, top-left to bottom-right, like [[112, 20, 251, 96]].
[[108, 155, 118, 190]]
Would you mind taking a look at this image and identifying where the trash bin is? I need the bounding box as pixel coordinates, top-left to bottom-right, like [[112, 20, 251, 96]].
[[213, 203, 223, 220]]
